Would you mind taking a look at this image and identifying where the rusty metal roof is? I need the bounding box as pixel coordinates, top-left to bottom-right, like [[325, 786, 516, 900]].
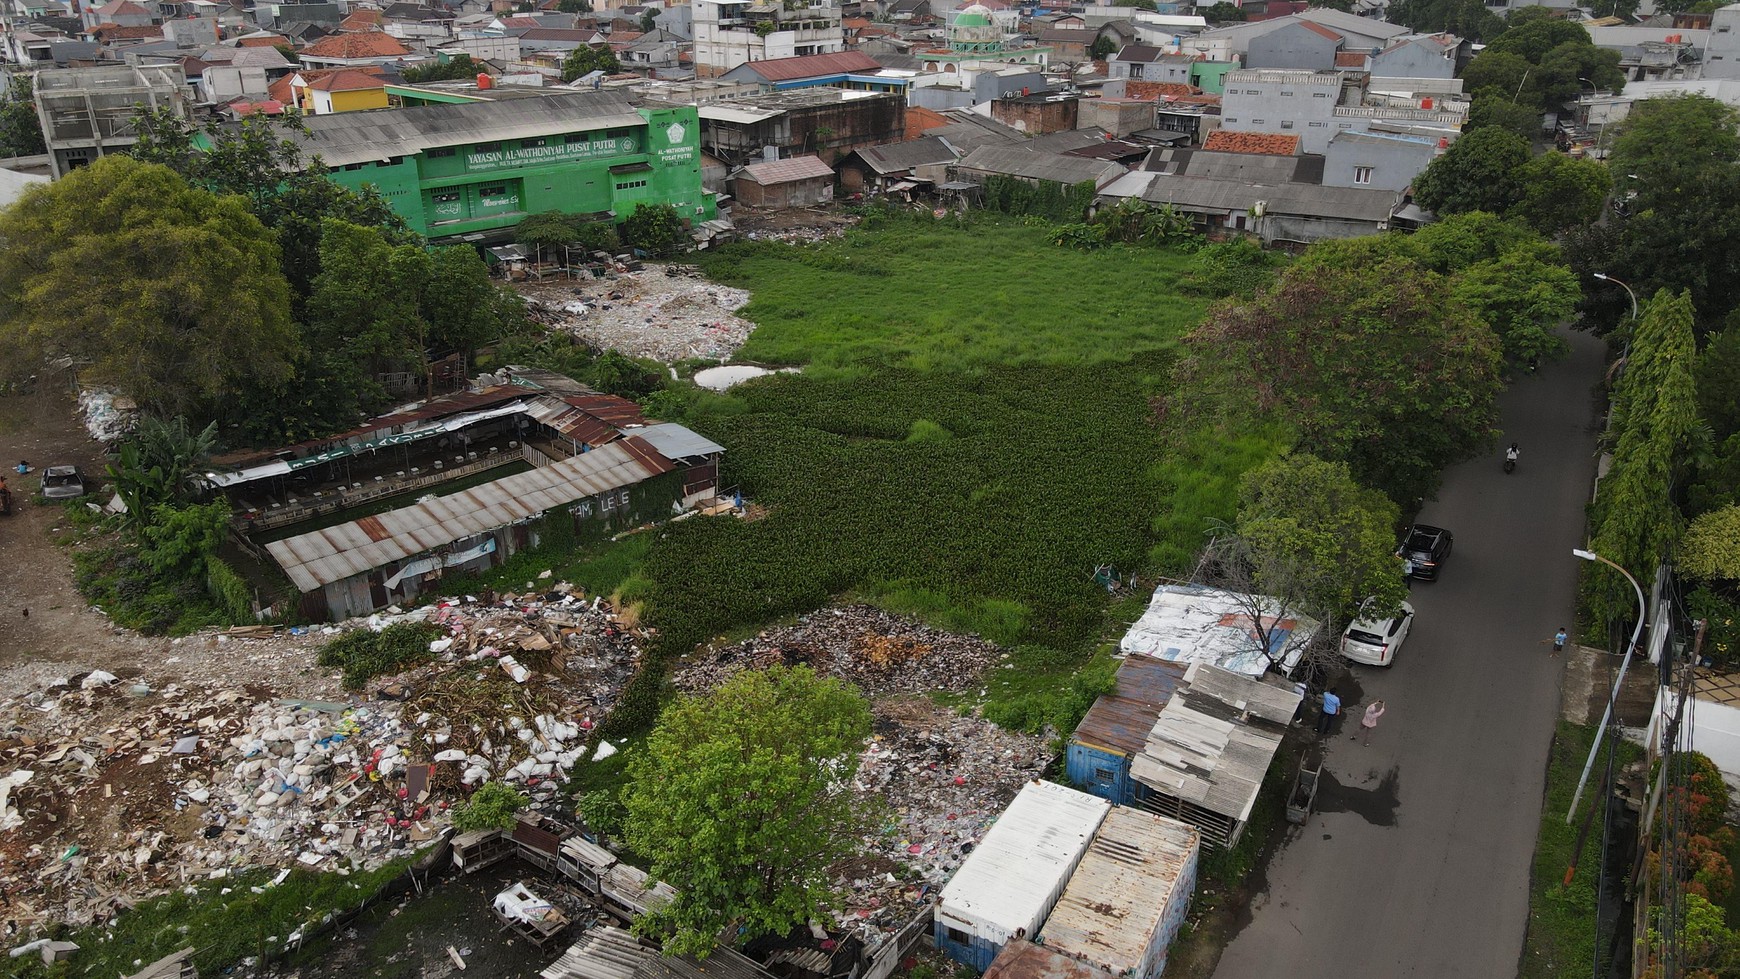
[[984, 941, 1116, 979], [1040, 808, 1199, 976], [1071, 656, 1188, 758], [739, 154, 836, 185], [266, 437, 673, 591]]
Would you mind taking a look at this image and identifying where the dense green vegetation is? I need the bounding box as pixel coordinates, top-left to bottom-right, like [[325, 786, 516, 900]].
[[317, 621, 446, 689], [603, 217, 1254, 732]]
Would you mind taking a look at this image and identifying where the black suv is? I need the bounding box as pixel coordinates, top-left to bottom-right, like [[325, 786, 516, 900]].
[[1400, 524, 1453, 580]]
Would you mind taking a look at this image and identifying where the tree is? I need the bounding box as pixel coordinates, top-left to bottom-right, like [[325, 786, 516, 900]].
[[1309, 0, 1354, 11], [1534, 40, 1623, 109], [139, 500, 230, 576], [1509, 152, 1610, 236], [561, 44, 622, 82], [1201, 453, 1408, 676], [453, 782, 528, 831], [1680, 505, 1740, 583], [639, 8, 658, 32], [0, 156, 297, 416], [1090, 35, 1117, 59], [1483, 17, 1592, 62], [0, 74, 45, 158], [557, 0, 591, 11], [1170, 255, 1502, 504], [621, 665, 874, 957], [1199, 0, 1246, 19], [1607, 95, 1740, 218], [1412, 127, 1532, 217], [1386, 0, 1502, 39], [108, 416, 220, 523], [1449, 238, 1579, 365], [1466, 93, 1541, 139], [1460, 50, 1533, 103], [1586, 290, 1702, 624], [1698, 321, 1740, 442], [399, 54, 477, 83], [621, 202, 688, 257]]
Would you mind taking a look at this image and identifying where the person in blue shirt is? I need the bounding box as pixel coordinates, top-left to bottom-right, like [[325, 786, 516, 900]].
[[1553, 628, 1568, 654], [1316, 687, 1342, 734]]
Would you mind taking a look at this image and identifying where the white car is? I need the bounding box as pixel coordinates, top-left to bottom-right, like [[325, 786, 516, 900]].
[[1341, 600, 1416, 667]]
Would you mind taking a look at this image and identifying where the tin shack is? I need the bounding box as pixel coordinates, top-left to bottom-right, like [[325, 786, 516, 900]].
[[1039, 808, 1200, 979]]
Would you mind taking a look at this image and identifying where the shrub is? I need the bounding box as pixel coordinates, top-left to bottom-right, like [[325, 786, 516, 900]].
[[1180, 238, 1287, 299], [453, 781, 528, 832], [206, 556, 254, 623], [1689, 587, 1740, 666], [621, 203, 688, 258], [316, 621, 444, 690]]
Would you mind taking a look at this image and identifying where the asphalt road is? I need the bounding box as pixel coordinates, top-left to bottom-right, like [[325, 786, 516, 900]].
[[1211, 328, 1608, 979]]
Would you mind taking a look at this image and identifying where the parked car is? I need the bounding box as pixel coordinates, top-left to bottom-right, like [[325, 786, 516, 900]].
[[40, 465, 85, 500], [1341, 599, 1416, 667], [1399, 524, 1453, 580]]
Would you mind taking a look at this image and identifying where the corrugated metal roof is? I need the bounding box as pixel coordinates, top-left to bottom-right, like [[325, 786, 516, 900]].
[[938, 780, 1111, 942], [544, 925, 652, 979], [621, 422, 725, 460], [1128, 663, 1301, 824], [637, 947, 778, 979], [956, 145, 1126, 189], [1072, 656, 1188, 757], [985, 941, 1117, 979], [1116, 583, 1319, 676], [739, 50, 881, 81], [266, 438, 674, 591], [740, 154, 836, 184], [294, 90, 646, 167], [1040, 809, 1199, 976], [853, 134, 960, 173]]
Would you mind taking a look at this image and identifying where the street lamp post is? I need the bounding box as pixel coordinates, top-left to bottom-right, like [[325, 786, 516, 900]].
[[1592, 272, 1638, 322], [1566, 548, 1648, 823]]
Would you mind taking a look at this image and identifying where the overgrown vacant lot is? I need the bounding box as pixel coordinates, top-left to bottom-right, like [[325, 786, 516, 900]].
[[630, 216, 1281, 731]]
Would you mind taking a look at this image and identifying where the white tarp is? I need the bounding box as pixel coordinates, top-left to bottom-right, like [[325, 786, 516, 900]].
[[1119, 583, 1320, 678], [382, 537, 498, 590]]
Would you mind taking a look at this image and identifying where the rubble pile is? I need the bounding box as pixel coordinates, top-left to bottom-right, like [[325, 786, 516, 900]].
[[0, 587, 648, 932], [840, 697, 1050, 940], [517, 267, 755, 362], [673, 604, 1004, 696], [75, 388, 138, 443]]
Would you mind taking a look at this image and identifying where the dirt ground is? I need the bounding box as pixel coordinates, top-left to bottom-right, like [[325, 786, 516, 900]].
[[0, 381, 168, 686]]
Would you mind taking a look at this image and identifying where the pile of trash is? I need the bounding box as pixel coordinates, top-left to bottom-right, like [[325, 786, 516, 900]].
[[674, 604, 1005, 697], [0, 585, 647, 932], [518, 267, 755, 362], [75, 388, 137, 443], [838, 697, 1050, 941]]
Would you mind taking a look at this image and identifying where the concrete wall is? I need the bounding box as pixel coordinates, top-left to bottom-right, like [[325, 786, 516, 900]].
[[1079, 97, 1156, 136], [1244, 23, 1337, 71], [1708, 5, 1740, 79], [1322, 132, 1435, 190], [990, 95, 1078, 133], [909, 84, 978, 110], [1656, 689, 1740, 778], [733, 173, 834, 207], [974, 68, 1046, 102], [1370, 40, 1455, 79]]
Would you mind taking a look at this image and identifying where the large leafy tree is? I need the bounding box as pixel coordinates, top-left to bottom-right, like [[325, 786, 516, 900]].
[[0, 156, 297, 414], [1586, 290, 1702, 624], [1386, 0, 1502, 40], [1171, 254, 1502, 504], [622, 665, 873, 958], [1449, 238, 1579, 364], [1509, 152, 1611, 236], [561, 44, 622, 82], [1413, 127, 1532, 216], [0, 74, 45, 158], [1203, 452, 1407, 675]]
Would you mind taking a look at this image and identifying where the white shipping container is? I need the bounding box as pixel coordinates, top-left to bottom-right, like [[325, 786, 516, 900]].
[[937, 781, 1112, 947]]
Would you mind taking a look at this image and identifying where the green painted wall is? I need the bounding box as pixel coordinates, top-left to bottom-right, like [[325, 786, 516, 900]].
[[322, 104, 714, 240], [1189, 61, 1237, 95]]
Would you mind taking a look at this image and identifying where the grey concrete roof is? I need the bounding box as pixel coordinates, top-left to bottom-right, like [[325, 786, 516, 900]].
[[1102, 168, 1398, 221], [956, 144, 1126, 187], [293, 90, 645, 167], [265, 437, 673, 591]]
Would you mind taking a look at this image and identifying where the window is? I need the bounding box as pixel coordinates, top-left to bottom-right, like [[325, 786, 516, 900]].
[[946, 927, 969, 946], [1094, 768, 1115, 785], [479, 185, 507, 196], [1281, 120, 1294, 129], [1129, 63, 1144, 78], [1313, 91, 1331, 98], [1309, 121, 1327, 127], [1353, 166, 1373, 185], [1224, 116, 1237, 123], [521, 137, 547, 148], [615, 179, 648, 190], [473, 140, 501, 152], [1280, 89, 1294, 96], [1253, 118, 1265, 124], [432, 190, 460, 203], [427, 146, 455, 158]]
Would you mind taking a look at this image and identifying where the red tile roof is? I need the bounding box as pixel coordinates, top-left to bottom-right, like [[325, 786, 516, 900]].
[[905, 104, 949, 135], [843, 15, 871, 28], [1297, 19, 1342, 41], [308, 68, 386, 91], [299, 29, 410, 59], [90, 0, 151, 16], [739, 50, 880, 81], [1202, 131, 1301, 155], [1122, 80, 1197, 101], [231, 98, 286, 115], [498, 14, 539, 26], [275, 64, 386, 102], [339, 8, 382, 29], [91, 23, 163, 39], [1334, 50, 1367, 67]]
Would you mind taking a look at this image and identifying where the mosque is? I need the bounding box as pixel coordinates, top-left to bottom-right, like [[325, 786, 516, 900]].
[[917, 3, 1054, 78]]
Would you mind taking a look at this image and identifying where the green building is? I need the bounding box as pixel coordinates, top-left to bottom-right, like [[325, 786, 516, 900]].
[[291, 90, 715, 241]]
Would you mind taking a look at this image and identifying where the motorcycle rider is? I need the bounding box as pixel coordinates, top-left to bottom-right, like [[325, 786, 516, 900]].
[[1505, 443, 1520, 465]]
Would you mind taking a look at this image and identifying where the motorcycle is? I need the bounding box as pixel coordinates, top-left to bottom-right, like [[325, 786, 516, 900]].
[[1503, 455, 1517, 475]]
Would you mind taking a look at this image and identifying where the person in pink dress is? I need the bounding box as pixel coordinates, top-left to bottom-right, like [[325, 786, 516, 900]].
[[1359, 700, 1386, 746]]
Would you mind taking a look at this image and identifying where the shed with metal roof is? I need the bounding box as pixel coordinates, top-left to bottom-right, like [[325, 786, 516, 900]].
[[265, 437, 678, 620], [1066, 656, 1188, 806], [732, 154, 836, 208], [1039, 808, 1200, 979], [935, 781, 1111, 971]]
